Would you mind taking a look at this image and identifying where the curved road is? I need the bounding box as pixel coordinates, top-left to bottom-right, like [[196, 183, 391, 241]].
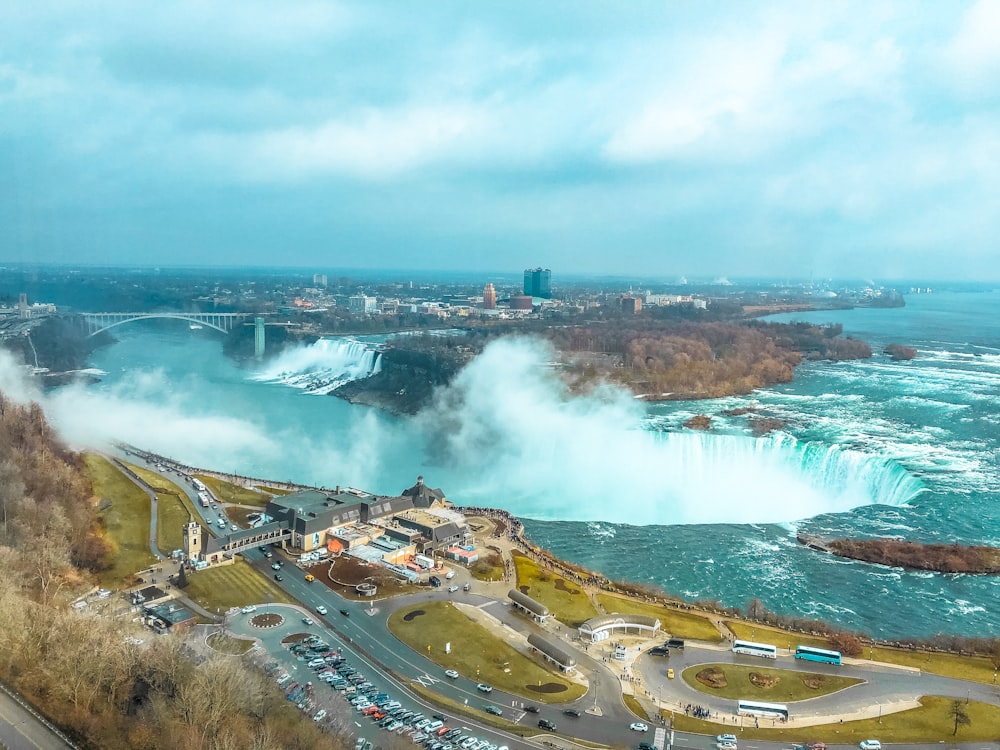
[[130, 456, 1000, 750]]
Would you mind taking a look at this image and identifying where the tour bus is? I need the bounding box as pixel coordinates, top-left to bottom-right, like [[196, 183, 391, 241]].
[[732, 639, 778, 659], [737, 700, 788, 720], [794, 645, 842, 665]]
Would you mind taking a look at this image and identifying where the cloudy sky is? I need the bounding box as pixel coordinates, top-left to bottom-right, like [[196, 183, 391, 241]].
[[2, 1, 999, 279]]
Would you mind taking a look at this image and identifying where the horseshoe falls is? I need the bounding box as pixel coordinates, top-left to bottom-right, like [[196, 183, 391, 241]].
[[45, 290, 1000, 638]]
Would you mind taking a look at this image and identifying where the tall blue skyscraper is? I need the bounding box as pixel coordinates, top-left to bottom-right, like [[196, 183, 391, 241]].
[[523, 267, 551, 298]]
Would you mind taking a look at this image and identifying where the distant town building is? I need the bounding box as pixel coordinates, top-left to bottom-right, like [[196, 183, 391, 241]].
[[348, 295, 377, 315], [620, 296, 642, 315], [509, 295, 533, 311], [312, 273, 328, 287], [523, 267, 551, 298], [482, 283, 497, 310]]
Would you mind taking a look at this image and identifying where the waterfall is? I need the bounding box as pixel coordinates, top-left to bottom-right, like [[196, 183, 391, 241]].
[[252, 338, 383, 394]]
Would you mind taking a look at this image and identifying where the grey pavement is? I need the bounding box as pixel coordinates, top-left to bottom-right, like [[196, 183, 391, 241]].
[[0, 682, 77, 750]]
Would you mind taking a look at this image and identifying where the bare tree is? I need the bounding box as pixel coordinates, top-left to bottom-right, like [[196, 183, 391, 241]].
[[949, 699, 971, 736]]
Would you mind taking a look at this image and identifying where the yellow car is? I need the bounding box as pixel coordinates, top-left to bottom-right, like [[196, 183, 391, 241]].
[[304, 574, 315, 582], [667, 668, 675, 679]]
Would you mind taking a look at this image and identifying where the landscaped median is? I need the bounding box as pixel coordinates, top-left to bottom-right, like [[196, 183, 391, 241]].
[[681, 663, 863, 702], [194, 473, 272, 506], [388, 601, 587, 703], [725, 620, 1000, 685], [667, 695, 1000, 744]]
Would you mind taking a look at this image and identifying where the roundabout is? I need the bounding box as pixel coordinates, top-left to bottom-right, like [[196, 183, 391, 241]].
[[249, 612, 284, 628]]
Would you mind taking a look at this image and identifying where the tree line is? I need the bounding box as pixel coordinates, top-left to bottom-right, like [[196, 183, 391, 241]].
[[0, 393, 349, 749]]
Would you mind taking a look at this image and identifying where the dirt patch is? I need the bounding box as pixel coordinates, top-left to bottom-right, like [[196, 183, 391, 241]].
[[748, 671, 778, 689], [280, 633, 311, 645], [526, 682, 568, 694], [696, 667, 728, 689], [308, 556, 414, 599], [801, 674, 828, 690], [402, 609, 425, 622], [519, 585, 530, 594], [553, 579, 580, 595], [249, 612, 283, 628]]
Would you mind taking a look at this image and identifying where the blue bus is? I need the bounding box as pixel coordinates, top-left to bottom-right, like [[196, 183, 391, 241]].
[[794, 645, 842, 665], [737, 700, 788, 720], [732, 639, 777, 659]]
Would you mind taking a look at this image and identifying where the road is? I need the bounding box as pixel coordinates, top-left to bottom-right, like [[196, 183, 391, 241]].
[[128, 454, 1000, 750], [0, 683, 76, 750]]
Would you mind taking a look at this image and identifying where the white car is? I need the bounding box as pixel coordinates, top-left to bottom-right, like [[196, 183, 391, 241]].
[[716, 736, 737, 744], [447, 585, 458, 592], [313, 709, 327, 722], [859, 742, 881, 750], [316, 605, 328, 615], [272, 562, 281, 570], [629, 722, 648, 732], [445, 669, 460, 679], [476, 683, 492, 693], [241, 605, 257, 614], [302, 616, 314, 625]]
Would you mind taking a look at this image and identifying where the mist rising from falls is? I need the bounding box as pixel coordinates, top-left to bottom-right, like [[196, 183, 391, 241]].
[[253, 338, 382, 394], [418, 338, 924, 525]]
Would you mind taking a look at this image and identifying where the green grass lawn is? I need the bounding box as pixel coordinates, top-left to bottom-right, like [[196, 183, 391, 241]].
[[681, 663, 863, 701], [122, 461, 211, 553], [182, 559, 295, 613], [669, 695, 1000, 744], [725, 621, 1000, 685], [512, 551, 597, 628], [596, 593, 723, 643], [388, 601, 587, 704], [85, 454, 158, 585], [623, 693, 648, 720], [206, 632, 254, 655], [194, 474, 272, 506]]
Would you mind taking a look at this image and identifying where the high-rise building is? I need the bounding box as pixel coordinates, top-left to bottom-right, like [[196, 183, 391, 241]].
[[482, 283, 497, 310], [523, 268, 551, 298], [312, 273, 328, 287]]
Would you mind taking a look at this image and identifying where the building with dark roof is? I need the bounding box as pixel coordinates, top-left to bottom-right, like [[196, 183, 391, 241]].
[[265, 488, 414, 551], [508, 589, 550, 621], [527, 632, 577, 671], [144, 601, 197, 633], [401, 476, 447, 508]]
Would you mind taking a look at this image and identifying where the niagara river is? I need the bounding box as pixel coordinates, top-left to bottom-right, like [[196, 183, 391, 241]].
[[38, 290, 1000, 639]]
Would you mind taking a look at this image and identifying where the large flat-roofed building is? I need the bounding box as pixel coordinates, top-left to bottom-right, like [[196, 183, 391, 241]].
[[392, 508, 468, 554], [265, 488, 413, 551]]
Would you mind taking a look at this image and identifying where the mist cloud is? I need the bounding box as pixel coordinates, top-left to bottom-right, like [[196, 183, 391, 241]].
[[416, 337, 918, 524]]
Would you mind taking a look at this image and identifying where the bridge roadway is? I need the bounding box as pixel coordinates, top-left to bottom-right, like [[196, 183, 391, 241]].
[[129, 456, 1000, 750]]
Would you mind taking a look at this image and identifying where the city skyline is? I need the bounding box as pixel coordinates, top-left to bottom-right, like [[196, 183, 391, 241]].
[[3, 2, 1000, 280]]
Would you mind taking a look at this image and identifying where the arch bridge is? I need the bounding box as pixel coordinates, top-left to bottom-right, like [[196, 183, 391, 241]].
[[78, 312, 256, 337]]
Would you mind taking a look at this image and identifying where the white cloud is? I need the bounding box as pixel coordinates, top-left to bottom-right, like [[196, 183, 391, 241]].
[[211, 104, 485, 181], [943, 0, 1000, 92]]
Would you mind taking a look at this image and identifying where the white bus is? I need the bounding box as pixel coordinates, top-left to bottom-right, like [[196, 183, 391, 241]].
[[737, 700, 788, 720], [732, 639, 778, 659]]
